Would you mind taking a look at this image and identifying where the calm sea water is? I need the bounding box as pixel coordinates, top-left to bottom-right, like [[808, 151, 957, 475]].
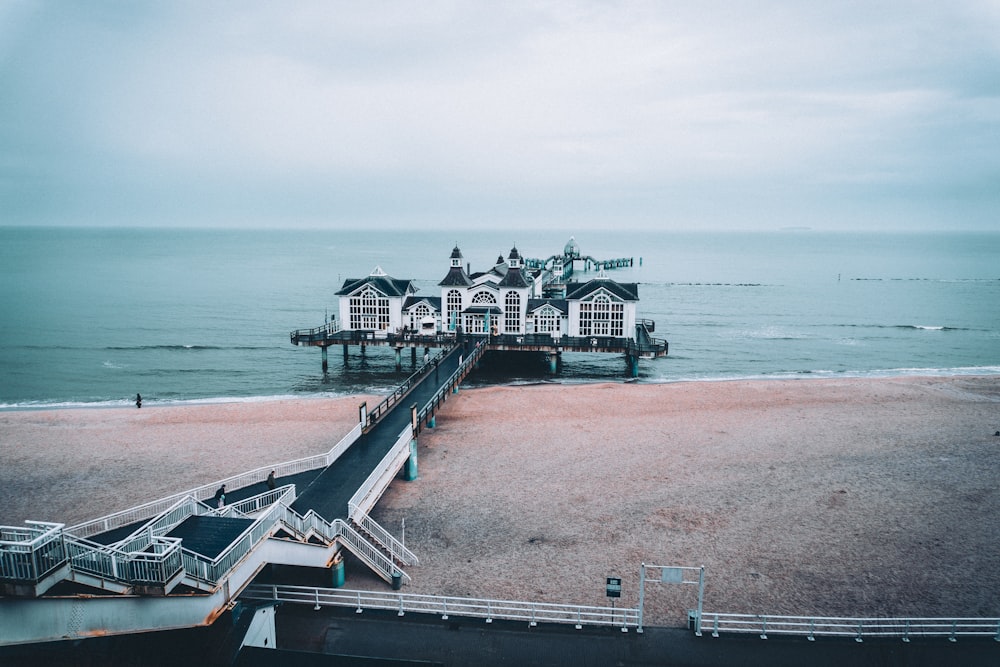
[[1, 227, 997, 408]]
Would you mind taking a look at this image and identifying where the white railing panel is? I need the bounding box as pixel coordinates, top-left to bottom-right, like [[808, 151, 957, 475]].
[[242, 584, 638, 630], [66, 423, 363, 540], [352, 512, 418, 566], [348, 426, 411, 519], [700, 612, 1000, 641]]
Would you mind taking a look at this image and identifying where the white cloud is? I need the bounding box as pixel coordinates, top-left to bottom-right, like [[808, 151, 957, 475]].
[[1, 1, 997, 229]]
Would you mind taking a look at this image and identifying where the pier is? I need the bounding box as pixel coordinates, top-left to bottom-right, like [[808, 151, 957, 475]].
[[0, 343, 483, 647], [290, 239, 668, 378]]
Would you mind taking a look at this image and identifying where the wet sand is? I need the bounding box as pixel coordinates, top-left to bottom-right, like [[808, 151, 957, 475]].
[[2, 377, 998, 624]]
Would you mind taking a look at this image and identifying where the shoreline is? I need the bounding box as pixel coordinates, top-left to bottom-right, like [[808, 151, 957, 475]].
[[4, 368, 999, 412], [2, 375, 998, 622]]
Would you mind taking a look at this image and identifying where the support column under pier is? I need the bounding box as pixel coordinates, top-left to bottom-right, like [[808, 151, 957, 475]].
[[321, 346, 328, 372], [330, 553, 345, 588], [626, 354, 639, 378], [405, 405, 418, 481], [411, 347, 417, 366], [403, 437, 418, 481], [395, 347, 402, 370], [549, 352, 559, 374], [343, 344, 349, 363]]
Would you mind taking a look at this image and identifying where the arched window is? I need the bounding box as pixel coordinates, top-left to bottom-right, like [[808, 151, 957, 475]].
[[578, 293, 624, 336], [504, 291, 521, 333], [446, 290, 462, 330], [471, 291, 497, 304], [349, 286, 390, 331], [467, 291, 496, 334]]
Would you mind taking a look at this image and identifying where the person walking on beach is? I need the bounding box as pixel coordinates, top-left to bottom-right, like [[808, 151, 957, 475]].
[[135, 393, 142, 409], [214, 484, 226, 508], [266, 471, 276, 491]]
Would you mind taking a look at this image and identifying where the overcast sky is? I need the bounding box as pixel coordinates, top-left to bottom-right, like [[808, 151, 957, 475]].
[[1, 1, 998, 231]]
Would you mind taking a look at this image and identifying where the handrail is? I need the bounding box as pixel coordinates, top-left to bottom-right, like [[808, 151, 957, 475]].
[[331, 518, 410, 585], [289, 319, 341, 344], [114, 495, 211, 553], [348, 425, 412, 518], [66, 422, 362, 539], [365, 347, 451, 428], [416, 339, 485, 423], [0, 522, 66, 582], [351, 512, 418, 567], [243, 584, 638, 630], [699, 611, 1000, 642]]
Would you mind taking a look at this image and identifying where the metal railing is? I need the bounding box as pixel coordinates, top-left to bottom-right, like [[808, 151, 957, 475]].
[[0, 522, 66, 582], [348, 425, 412, 517], [352, 512, 418, 568], [417, 340, 483, 419], [126, 537, 184, 584], [242, 584, 639, 631], [289, 319, 342, 345], [700, 612, 1000, 642], [66, 422, 362, 540], [365, 348, 450, 428]]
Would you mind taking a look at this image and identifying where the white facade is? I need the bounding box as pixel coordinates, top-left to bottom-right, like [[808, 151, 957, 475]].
[[338, 249, 639, 341], [336, 266, 416, 336]]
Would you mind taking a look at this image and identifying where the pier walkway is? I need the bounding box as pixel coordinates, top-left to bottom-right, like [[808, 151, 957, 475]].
[[0, 341, 484, 647]]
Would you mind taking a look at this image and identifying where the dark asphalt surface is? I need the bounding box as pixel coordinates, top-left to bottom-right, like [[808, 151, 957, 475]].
[[267, 603, 1000, 667]]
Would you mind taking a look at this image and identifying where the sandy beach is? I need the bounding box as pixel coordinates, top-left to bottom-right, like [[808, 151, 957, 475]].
[[2, 377, 998, 625]]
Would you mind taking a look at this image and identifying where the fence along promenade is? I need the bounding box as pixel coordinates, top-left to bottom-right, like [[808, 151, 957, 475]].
[[242, 584, 640, 631]]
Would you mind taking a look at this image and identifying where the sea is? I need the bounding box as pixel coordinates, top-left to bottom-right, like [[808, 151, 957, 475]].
[[1, 226, 998, 409]]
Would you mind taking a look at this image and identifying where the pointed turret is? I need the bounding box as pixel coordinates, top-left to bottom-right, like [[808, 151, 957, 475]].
[[439, 245, 472, 287]]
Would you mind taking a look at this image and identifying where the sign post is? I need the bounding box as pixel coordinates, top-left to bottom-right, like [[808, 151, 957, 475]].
[[637, 563, 705, 635], [606, 576, 624, 632]]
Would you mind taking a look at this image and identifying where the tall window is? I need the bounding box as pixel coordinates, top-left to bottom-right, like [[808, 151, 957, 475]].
[[350, 286, 390, 331], [578, 294, 624, 336], [446, 290, 462, 330], [504, 291, 521, 333], [535, 307, 560, 333], [409, 303, 431, 330]]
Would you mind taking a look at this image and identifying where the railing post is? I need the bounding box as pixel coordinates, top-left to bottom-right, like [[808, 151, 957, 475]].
[[637, 562, 645, 634], [695, 565, 705, 637]]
